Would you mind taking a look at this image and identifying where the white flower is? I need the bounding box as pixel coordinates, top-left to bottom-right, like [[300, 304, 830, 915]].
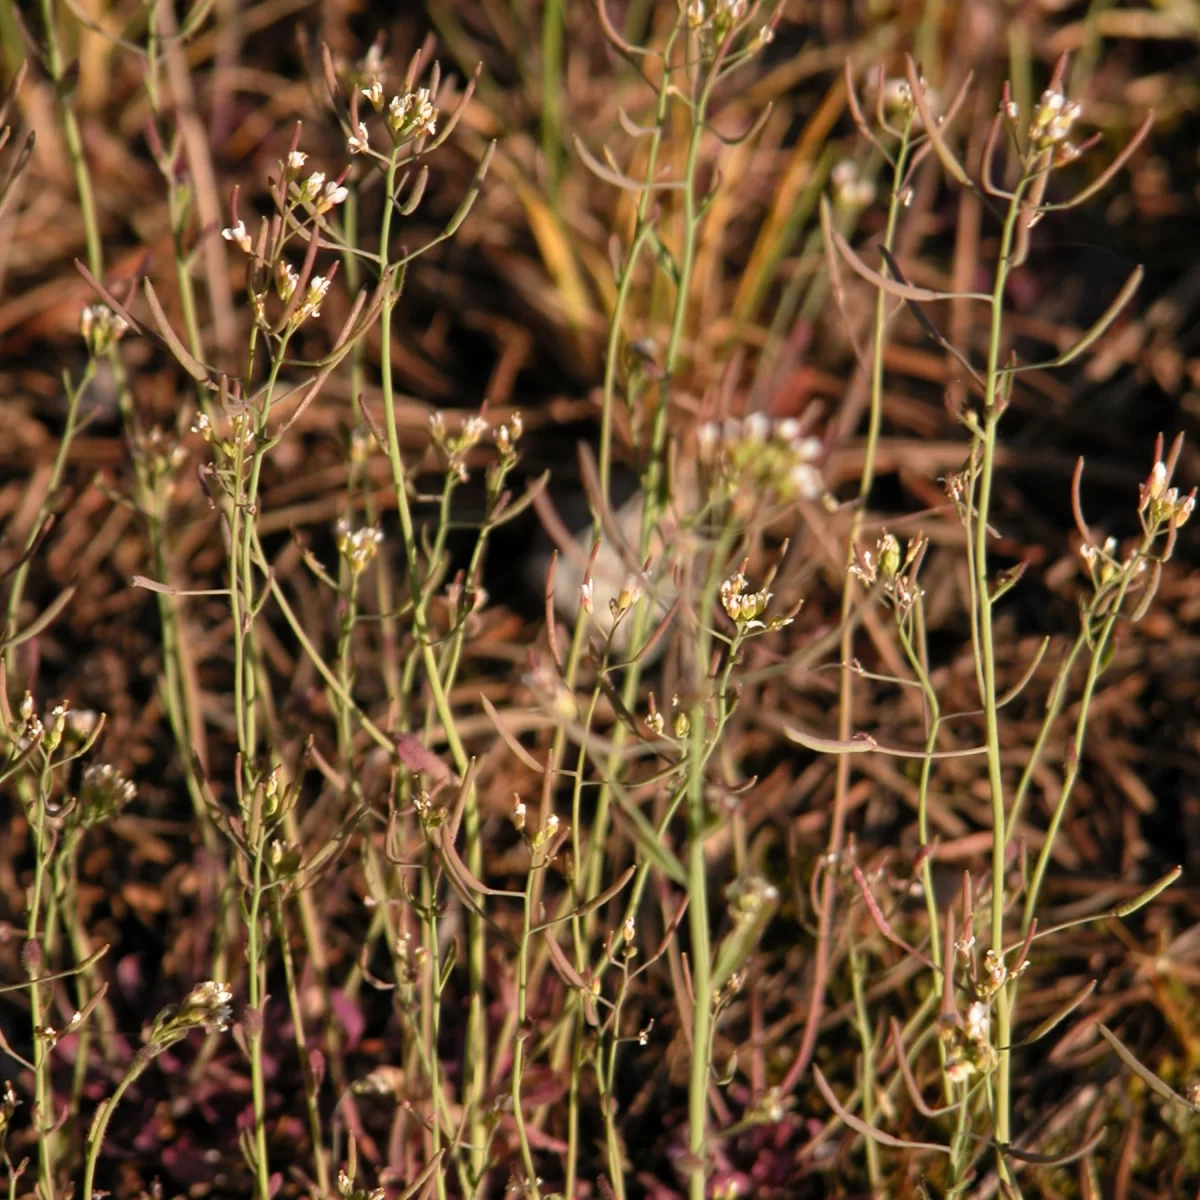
[[774, 417, 801, 442], [743, 412, 770, 441], [462, 415, 489, 444], [696, 421, 720, 458], [788, 462, 822, 499], [286, 150, 307, 174], [361, 79, 384, 111], [831, 159, 875, 211], [293, 274, 331, 324], [1030, 88, 1082, 148], [221, 219, 251, 253], [316, 180, 349, 214], [336, 520, 384, 574], [276, 262, 299, 304], [347, 122, 370, 154], [965, 1001, 989, 1044], [79, 304, 129, 355]]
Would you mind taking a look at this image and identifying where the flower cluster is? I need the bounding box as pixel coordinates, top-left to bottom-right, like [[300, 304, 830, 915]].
[[132, 426, 188, 484], [1028, 87, 1082, 151], [350, 83, 439, 158], [0, 1080, 16, 1142], [877, 73, 938, 132], [942, 999, 997, 1085], [177, 980, 234, 1032], [719, 567, 772, 628], [335, 519, 385, 577], [429, 410, 490, 483], [610, 573, 644, 621], [144, 980, 234, 1052], [850, 531, 925, 616], [687, 0, 747, 33], [192, 409, 256, 461], [831, 160, 875, 211], [387, 88, 438, 141], [1139, 458, 1195, 531], [1078, 534, 1125, 588], [76, 763, 137, 828], [696, 414, 824, 504], [80, 304, 129, 356], [644, 693, 665, 737]]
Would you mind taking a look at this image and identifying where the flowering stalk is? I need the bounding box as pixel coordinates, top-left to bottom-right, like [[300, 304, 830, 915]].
[[373, 134, 485, 1181], [789, 88, 919, 1153], [81, 982, 233, 1200]]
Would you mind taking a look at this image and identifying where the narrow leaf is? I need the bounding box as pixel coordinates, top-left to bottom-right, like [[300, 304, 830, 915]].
[[852, 863, 937, 970], [1114, 866, 1181, 917], [1016, 979, 1096, 1047], [1, 584, 76, 649], [813, 1065, 950, 1154], [481, 695, 544, 772], [608, 785, 687, 886], [1002, 1127, 1106, 1166], [1008, 266, 1143, 373], [1098, 1023, 1200, 1113]]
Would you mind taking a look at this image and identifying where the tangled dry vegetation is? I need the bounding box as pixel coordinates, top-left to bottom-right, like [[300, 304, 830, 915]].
[[1, 1, 1200, 1198]]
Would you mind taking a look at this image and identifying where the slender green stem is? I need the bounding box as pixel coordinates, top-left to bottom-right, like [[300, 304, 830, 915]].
[[81, 1046, 156, 1200], [374, 145, 483, 1183], [511, 859, 540, 1198], [974, 179, 1029, 1166], [272, 890, 330, 1197], [793, 125, 913, 1094], [847, 931, 881, 1188], [244, 843, 272, 1198], [1022, 561, 1143, 931], [27, 778, 57, 1200], [38, 0, 102, 277], [684, 518, 740, 1200]]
